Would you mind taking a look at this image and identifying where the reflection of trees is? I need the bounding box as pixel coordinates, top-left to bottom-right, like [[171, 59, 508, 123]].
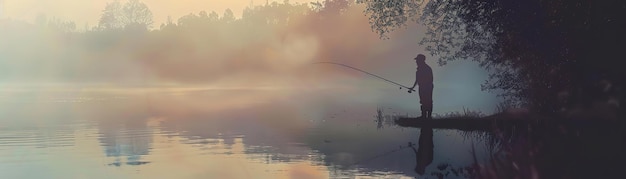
[[156, 98, 313, 162], [99, 122, 153, 166], [358, 0, 625, 115], [153, 93, 439, 177], [89, 100, 154, 167]]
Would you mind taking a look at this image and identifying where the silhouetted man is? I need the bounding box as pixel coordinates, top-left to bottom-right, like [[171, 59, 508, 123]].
[[408, 54, 434, 119], [410, 127, 434, 175]]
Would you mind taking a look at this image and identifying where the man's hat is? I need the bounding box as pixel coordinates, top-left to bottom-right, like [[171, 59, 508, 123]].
[[414, 54, 426, 61]]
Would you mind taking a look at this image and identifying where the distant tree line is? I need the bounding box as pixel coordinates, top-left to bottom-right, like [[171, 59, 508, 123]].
[[0, 0, 362, 84], [97, 0, 153, 30]]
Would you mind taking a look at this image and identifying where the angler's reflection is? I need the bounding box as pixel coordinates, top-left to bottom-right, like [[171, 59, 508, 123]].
[[410, 127, 434, 175]]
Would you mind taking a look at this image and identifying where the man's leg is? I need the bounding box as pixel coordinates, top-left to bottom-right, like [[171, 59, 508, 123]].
[[423, 103, 432, 118], [419, 87, 428, 118], [424, 85, 434, 118], [420, 105, 427, 118]]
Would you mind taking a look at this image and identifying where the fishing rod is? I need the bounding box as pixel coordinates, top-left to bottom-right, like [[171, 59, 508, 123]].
[[313, 62, 415, 93]]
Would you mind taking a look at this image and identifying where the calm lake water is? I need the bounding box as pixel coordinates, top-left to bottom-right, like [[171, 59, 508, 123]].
[[0, 88, 492, 179]]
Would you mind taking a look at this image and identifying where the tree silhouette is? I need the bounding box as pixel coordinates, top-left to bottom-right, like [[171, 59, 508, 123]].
[[355, 0, 421, 39], [98, 0, 153, 30], [222, 9, 236, 23], [98, 1, 123, 29], [177, 13, 201, 27], [312, 0, 352, 17], [357, 0, 626, 115], [122, 0, 153, 28], [33, 14, 76, 32], [208, 11, 219, 22]]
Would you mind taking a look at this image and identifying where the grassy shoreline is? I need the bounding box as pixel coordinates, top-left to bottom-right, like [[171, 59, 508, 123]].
[[393, 111, 623, 132]]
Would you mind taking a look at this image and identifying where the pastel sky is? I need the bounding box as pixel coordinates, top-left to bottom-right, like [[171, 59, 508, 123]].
[[1, 0, 315, 28]]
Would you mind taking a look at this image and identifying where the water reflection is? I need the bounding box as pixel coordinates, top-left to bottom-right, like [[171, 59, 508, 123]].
[[97, 118, 153, 167], [411, 127, 433, 175], [0, 89, 490, 178]]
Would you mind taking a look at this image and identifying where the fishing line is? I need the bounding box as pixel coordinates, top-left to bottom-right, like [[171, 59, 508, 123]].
[[312, 62, 415, 93]]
